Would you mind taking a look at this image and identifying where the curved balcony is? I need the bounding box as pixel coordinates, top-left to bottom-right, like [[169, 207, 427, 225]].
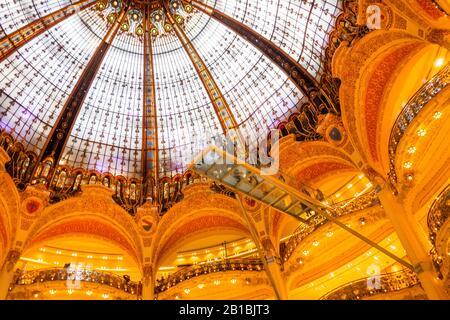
[[9, 268, 139, 298], [388, 64, 450, 184], [280, 190, 380, 261], [154, 259, 265, 294], [320, 269, 420, 300], [427, 184, 450, 277]]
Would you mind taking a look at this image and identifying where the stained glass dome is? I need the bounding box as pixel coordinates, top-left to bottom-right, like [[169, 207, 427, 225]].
[[0, 0, 342, 178]]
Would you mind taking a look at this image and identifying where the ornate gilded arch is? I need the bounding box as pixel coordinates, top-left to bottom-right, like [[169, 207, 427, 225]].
[[23, 185, 143, 266], [151, 183, 251, 268], [333, 30, 429, 172]]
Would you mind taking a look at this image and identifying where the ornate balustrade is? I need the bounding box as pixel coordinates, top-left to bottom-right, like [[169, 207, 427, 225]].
[[388, 64, 450, 184], [280, 190, 380, 262], [10, 268, 139, 297], [333, 189, 380, 215], [154, 258, 264, 294], [432, 0, 450, 15], [427, 184, 450, 277], [320, 269, 420, 300]]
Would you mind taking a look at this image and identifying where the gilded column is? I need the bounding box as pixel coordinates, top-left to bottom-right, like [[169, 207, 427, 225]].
[[0, 250, 21, 299], [237, 198, 288, 300], [0, 0, 96, 62], [361, 165, 449, 299], [141, 264, 154, 300], [378, 185, 449, 299]]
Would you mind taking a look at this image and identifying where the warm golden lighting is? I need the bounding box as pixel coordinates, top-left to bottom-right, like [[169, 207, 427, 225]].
[[433, 111, 442, 119], [0, 0, 448, 304], [403, 162, 413, 169], [417, 128, 427, 137], [434, 58, 445, 68]]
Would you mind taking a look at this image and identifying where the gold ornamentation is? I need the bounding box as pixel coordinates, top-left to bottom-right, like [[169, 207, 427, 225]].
[[2, 249, 21, 272]]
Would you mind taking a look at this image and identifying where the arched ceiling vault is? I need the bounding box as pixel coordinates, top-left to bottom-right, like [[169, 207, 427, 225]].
[[22, 185, 143, 265], [151, 184, 250, 266], [333, 30, 432, 173]]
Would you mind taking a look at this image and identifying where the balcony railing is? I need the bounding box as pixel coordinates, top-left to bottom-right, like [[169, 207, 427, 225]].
[[154, 259, 265, 294], [280, 190, 380, 262], [388, 64, 450, 184], [427, 184, 450, 277], [320, 269, 420, 300], [10, 268, 139, 297]]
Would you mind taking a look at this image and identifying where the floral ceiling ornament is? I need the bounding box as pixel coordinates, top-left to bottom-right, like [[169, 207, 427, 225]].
[[94, 0, 194, 37]]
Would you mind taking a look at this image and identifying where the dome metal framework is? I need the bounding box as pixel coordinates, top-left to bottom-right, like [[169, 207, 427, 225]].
[[0, 0, 342, 209]]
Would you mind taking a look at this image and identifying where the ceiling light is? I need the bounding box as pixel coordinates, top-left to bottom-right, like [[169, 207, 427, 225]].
[[417, 129, 427, 137], [407, 146, 416, 154], [433, 111, 442, 119], [403, 162, 412, 169], [434, 58, 445, 68]]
